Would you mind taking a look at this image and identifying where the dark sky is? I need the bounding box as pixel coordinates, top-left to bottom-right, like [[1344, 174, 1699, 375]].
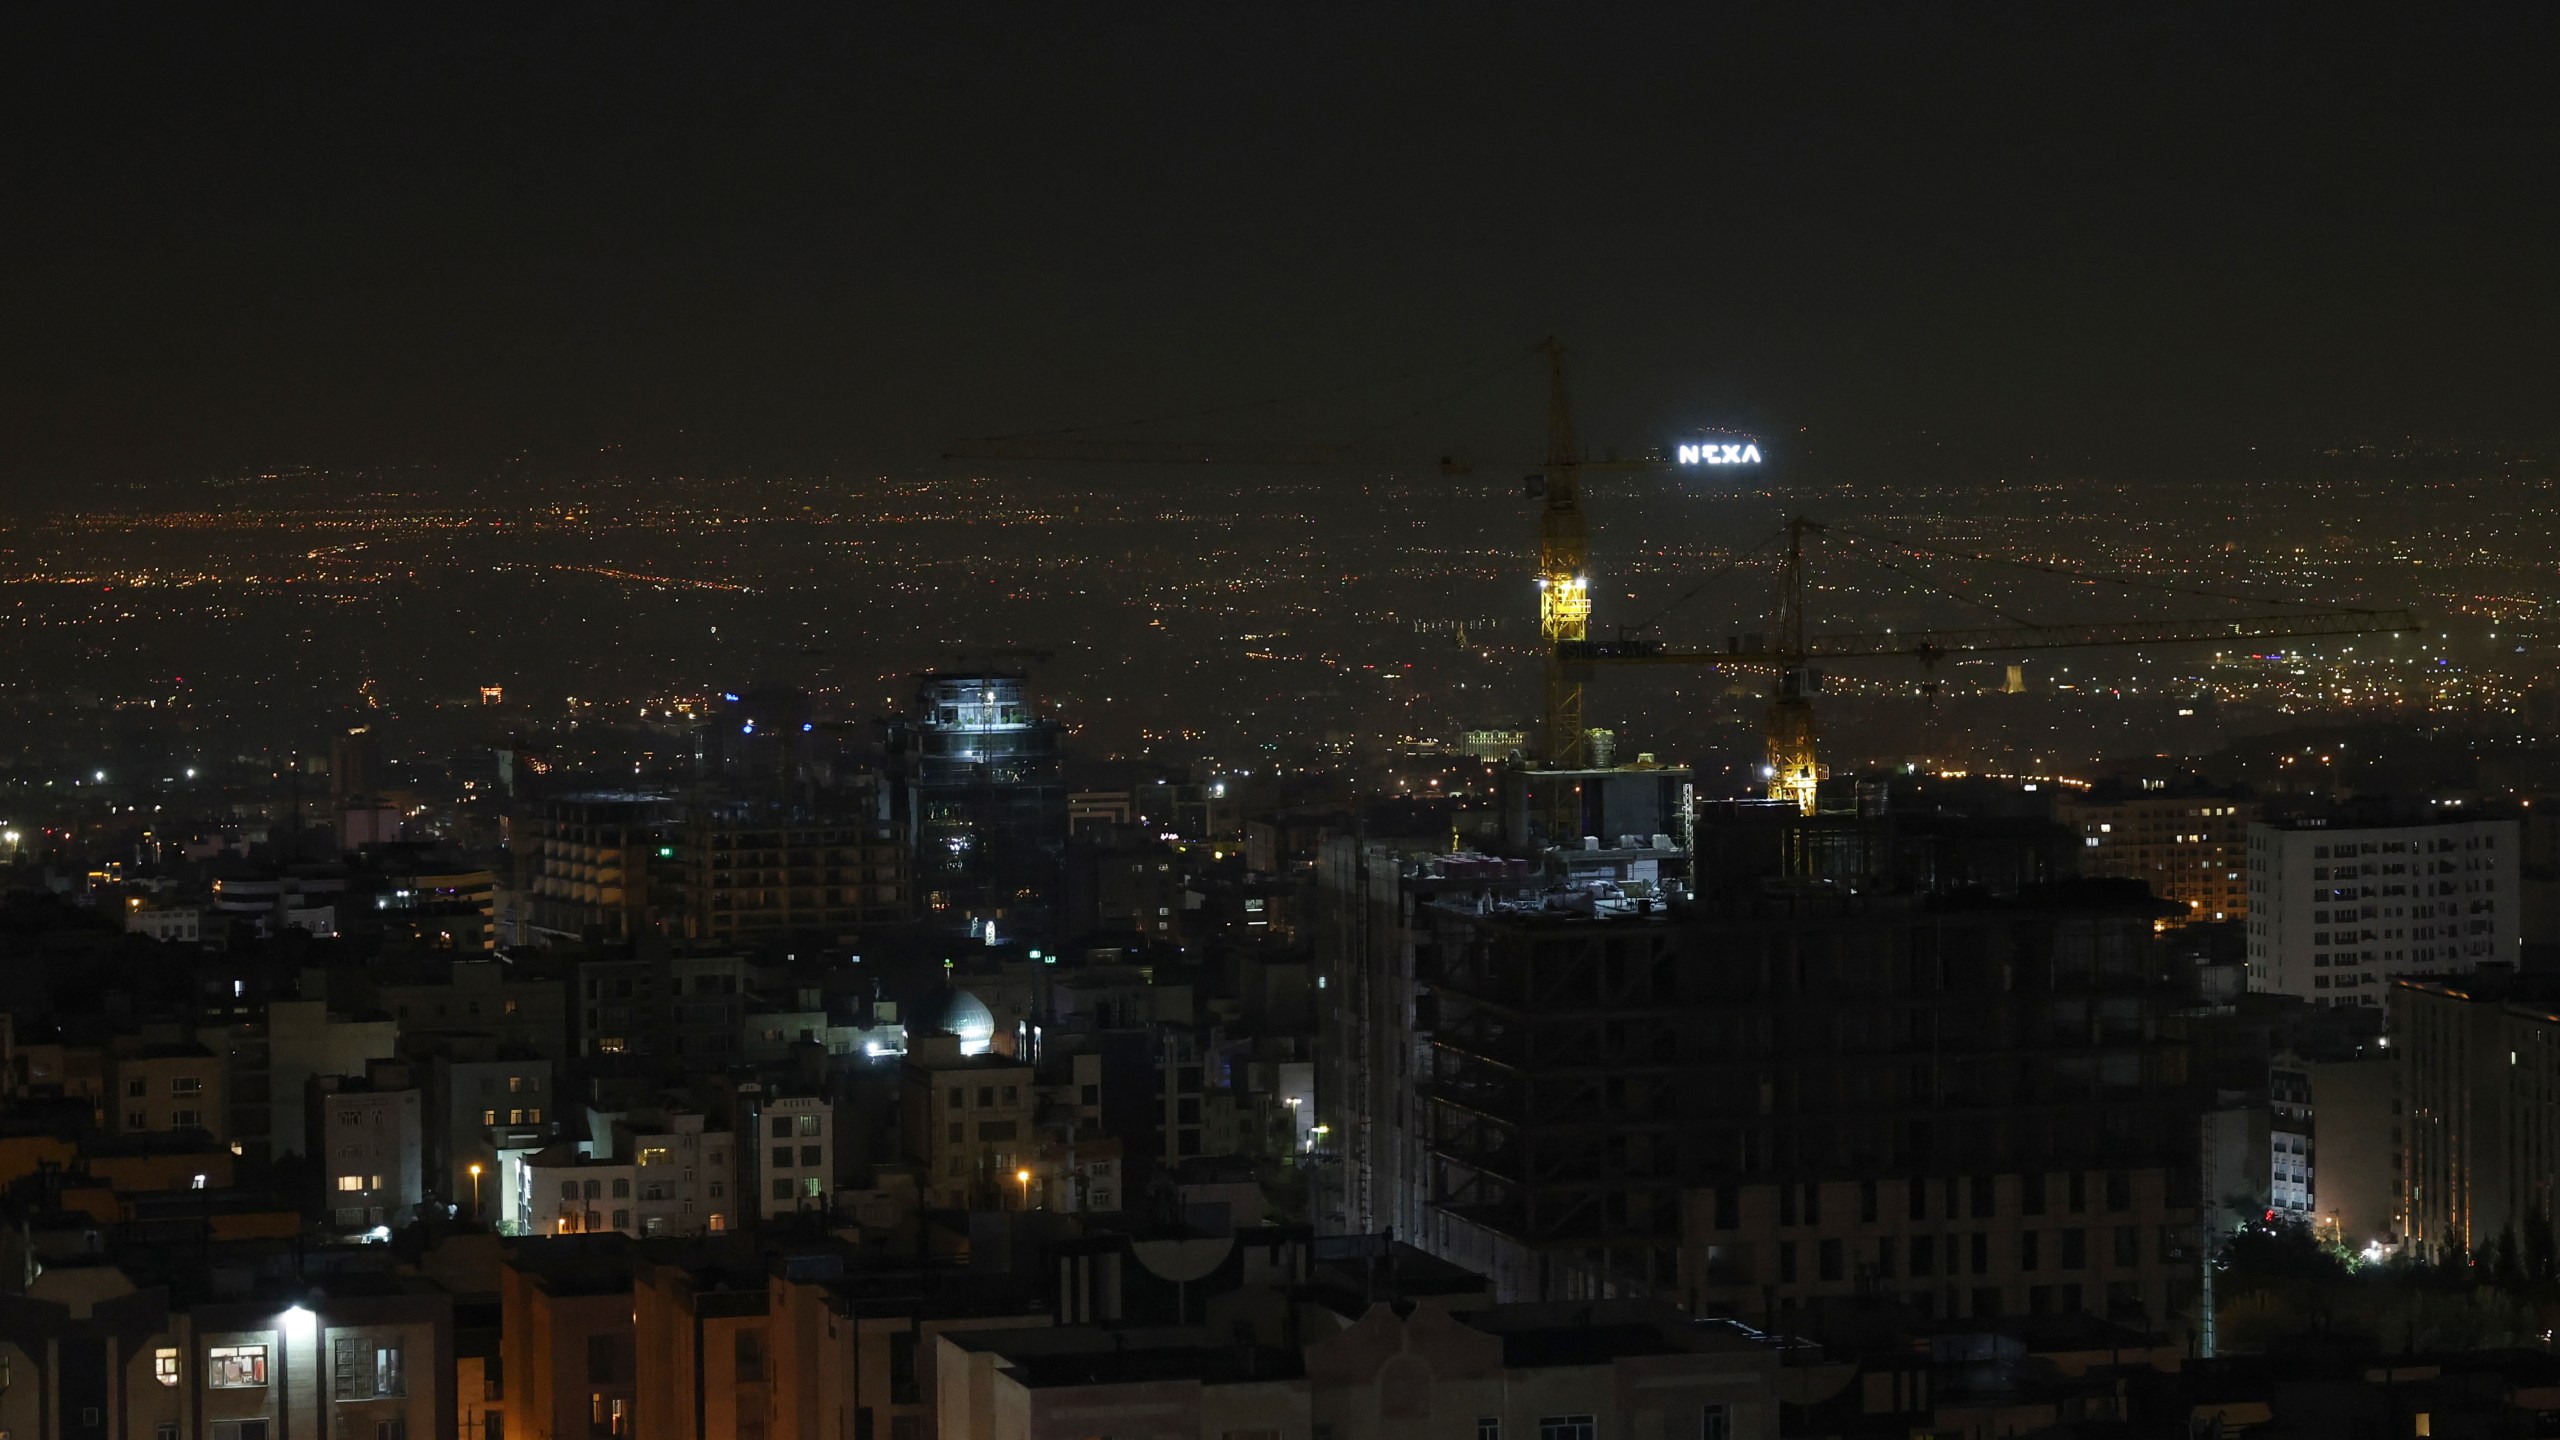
[[6, 6, 2556, 489]]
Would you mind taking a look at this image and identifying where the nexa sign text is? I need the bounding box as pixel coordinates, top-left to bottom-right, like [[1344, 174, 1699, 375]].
[[1676, 442, 1763, 466]]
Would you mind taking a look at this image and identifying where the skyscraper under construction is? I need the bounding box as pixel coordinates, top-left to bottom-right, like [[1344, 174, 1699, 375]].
[[1320, 842, 2204, 1338], [886, 672, 1068, 935]]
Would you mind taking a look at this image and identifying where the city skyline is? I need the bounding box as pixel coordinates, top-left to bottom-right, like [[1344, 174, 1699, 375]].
[[3, 13, 2560, 1439]]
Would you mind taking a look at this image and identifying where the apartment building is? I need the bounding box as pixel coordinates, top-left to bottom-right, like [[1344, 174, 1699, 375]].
[[899, 1037, 1035, 1209], [314, 1068, 427, 1232], [106, 1043, 226, 1144], [2395, 975, 2560, 1262], [2057, 784, 2257, 924], [2248, 815, 2520, 1005], [0, 1284, 453, 1440]]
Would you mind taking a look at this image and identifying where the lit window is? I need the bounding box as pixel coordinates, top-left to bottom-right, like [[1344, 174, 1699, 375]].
[[154, 1348, 180, 1386], [337, 1175, 365, 1192], [334, 1340, 405, 1399], [209, 1344, 269, 1387]]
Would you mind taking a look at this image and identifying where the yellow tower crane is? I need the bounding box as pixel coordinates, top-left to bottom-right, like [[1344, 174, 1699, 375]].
[[947, 338, 1680, 771], [1530, 337, 1595, 768], [1563, 515, 2422, 813]]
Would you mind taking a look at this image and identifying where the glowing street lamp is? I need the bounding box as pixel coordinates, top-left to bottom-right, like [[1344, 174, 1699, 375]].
[[1016, 1168, 1033, 1209], [469, 1163, 484, 1215]]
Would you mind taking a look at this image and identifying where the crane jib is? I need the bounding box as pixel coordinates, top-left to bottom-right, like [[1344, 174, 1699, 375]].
[[1558, 610, 2421, 667]]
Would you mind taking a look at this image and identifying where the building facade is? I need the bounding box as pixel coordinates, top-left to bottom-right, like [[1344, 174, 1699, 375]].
[[605, 1109, 738, 1238], [2247, 816, 2521, 1005], [431, 1050, 553, 1221], [1366, 883, 2201, 1334], [886, 673, 1067, 933], [107, 1044, 226, 1144], [316, 1072, 427, 1232], [0, 1284, 453, 1440], [747, 1091, 834, 1223], [678, 809, 908, 944], [937, 1300, 1783, 1440], [520, 791, 673, 944], [2394, 976, 2560, 1262], [2057, 787, 2257, 924], [900, 1040, 1036, 1209], [518, 1148, 642, 1237]]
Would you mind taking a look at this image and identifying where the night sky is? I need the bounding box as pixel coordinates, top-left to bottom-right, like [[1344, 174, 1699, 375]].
[[7, 6, 2556, 489]]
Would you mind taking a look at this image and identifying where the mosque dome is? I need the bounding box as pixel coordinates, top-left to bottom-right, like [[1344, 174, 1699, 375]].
[[944, 989, 997, 1056]]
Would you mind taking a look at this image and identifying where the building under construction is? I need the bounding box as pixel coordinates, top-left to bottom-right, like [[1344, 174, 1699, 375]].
[[886, 672, 1068, 934], [1320, 836, 2206, 1334]]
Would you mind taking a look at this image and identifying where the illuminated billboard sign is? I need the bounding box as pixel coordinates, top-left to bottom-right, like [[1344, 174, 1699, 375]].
[[1676, 442, 1762, 466]]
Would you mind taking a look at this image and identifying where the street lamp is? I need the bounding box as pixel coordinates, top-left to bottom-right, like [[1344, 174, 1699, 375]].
[[1016, 1168, 1033, 1210], [469, 1163, 484, 1216]]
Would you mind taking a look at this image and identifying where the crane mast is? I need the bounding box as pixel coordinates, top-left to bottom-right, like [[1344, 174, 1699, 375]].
[[1765, 517, 1823, 813], [1534, 338, 1593, 769]]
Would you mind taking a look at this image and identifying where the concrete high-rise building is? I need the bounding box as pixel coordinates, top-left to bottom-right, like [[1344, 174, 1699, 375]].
[[518, 791, 673, 943], [2394, 975, 2560, 1263], [2247, 816, 2520, 1006], [1325, 857, 2202, 1333], [2057, 784, 2257, 924], [676, 805, 909, 944], [886, 673, 1066, 934]]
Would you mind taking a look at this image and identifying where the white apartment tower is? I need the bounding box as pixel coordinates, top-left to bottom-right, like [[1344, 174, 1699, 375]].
[[2246, 816, 2519, 1006]]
